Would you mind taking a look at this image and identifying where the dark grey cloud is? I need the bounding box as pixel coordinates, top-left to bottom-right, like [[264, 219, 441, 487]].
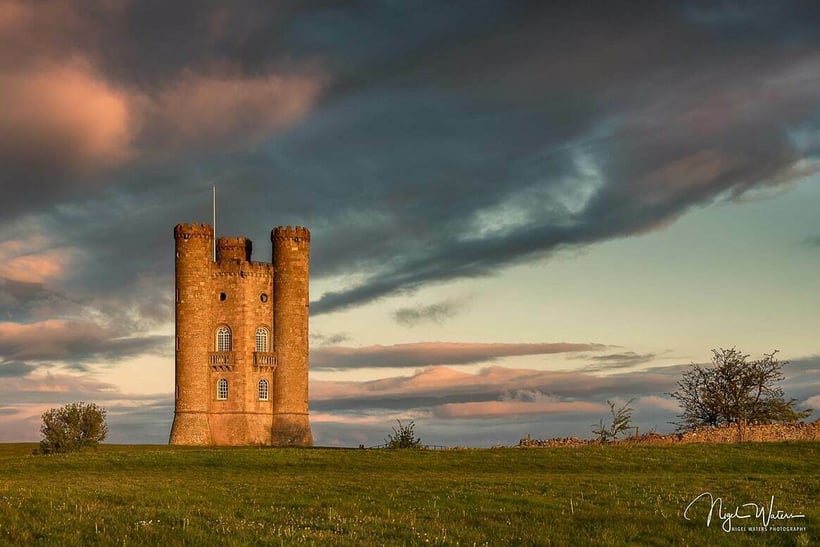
[[310, 341, 605, 370], [0, 320, 168, 363], [105, 399, 174, 444], [804, 236, 820, 247], [393, 297, 469, 327], [0, 1, 816, 343], [310, 331, 351, 346], [577, 352, 660, 371], [0, 361, 37, 378]]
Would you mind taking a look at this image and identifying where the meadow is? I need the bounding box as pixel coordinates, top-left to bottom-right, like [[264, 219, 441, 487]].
[[0, 442, 816, 545]]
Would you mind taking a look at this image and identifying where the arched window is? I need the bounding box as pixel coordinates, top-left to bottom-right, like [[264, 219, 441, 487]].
[[258, 379, 269, 401], [255, 327, 269, 353], [216, 325, 232, 352], [217, 378, 228, 400]]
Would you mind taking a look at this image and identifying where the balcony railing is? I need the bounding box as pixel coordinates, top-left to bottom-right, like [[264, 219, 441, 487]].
[[209, 351, 234, 365], [253, 352, 276, 367]]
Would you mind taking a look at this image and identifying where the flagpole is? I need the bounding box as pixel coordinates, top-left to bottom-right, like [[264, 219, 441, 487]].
[[212, 185, 216, 261]]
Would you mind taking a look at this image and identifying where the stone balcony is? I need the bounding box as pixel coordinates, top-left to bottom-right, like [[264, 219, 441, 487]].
[[209, 351, 234, 371], [253, 352, 276, 369]]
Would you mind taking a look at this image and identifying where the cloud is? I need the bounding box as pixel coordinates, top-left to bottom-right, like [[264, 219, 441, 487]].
[[433, 399, 606, 419], [0, 60, 135, 177], [310, 341, 606, 370], [634, 395, 681, 413], [0, 370, 170, 442], [0, 234, 78, 283], [310, 331, 351, 346], [393, 297, 470, 327], [0, 361, 37, 378], [577, 351, 660, 371], [310, 364, 686, 412], [804, 236, 820, 247], [0, 2, 815, 324], [144, 69, 325, 151], [0, 320, 167, 362]]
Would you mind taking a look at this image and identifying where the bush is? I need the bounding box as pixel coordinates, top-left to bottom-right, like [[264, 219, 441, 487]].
[[385, 420, 423, 449], [592, 398, 635, 443], [669, 348, 811, 432], [37, 402, 108, 454]]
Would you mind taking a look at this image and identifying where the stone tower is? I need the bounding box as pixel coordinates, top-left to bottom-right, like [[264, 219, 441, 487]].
[[169, 223, 313, 446]]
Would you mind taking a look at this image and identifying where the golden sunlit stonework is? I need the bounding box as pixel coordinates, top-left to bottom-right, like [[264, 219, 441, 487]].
[[170, 223, 312, 446]]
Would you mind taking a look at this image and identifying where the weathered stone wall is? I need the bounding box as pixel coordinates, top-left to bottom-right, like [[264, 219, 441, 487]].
[[271, 226, 313, 447], [170, 223, 214, 445], [209, 238, 275, 446], [170, 223, 312, 447], [519, 420, 820, 447]]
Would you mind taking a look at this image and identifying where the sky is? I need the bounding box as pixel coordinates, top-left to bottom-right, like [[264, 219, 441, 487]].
[[0, 0, 818, 447]]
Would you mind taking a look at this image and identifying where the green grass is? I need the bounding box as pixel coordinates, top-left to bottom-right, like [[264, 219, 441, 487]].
[[0, 443, 817, 545]]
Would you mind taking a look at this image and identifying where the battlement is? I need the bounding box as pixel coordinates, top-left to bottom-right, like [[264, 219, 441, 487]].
[[174, 223, 213, 240], [272, 225, 310, 243], [217, 237, 252, 262], [212, 260, 273, 277]]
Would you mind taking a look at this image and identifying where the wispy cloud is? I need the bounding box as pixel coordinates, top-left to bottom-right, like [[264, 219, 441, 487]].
[[576, 351, 660, 371], [311, 341, 606, 370], [393, 297, 470, 327], [433, 399, 606, 419], [310, 331, 351, 346], [0, 320, 167, 362]]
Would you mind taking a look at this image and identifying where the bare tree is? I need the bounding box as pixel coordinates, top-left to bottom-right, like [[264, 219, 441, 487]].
[[669, 348, 811, 432], [592, 398, 635, 443]]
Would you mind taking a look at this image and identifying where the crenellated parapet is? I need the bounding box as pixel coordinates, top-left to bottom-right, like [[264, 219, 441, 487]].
[[217, 236, 252, 262], [174, 223, 213, 240], [271, 225, 310, 243], [212, 260, 273, 278]]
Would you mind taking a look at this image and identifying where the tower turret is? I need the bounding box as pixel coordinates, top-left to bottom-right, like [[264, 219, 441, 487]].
[[271, 225, 313, 446], [170, 223, 214, 445], [216, 237, 252, 262]]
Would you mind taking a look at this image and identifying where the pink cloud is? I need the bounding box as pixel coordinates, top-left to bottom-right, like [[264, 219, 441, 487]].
[[0, 320, 103, 359], [0, 407, 43, 442], [147, 69, 325, 149], [634, 395, 680, 413], [804, 394, 820, 408], [433, 400, 606, 419], [311, 341, 606, 369], [0, 319, 165, 361], [0, 370, 164, 442], [0, 0, 29, 33], [0, 248, 74, 283], [0, 59, 136, 172], [312, 365, 676, 402], [0, 233, 77, 282]]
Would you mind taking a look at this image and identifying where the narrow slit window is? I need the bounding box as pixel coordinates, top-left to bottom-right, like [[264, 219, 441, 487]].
[[258, 379, 269, 401], [217, 378, 228, 400]]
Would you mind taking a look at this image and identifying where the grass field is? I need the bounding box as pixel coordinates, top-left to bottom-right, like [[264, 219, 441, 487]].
[[0, 442, 816, 545]]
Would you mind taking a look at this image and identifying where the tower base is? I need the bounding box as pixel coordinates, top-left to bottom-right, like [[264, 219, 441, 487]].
[[271, 413, 313, 447], [169, 411, 213, 445]]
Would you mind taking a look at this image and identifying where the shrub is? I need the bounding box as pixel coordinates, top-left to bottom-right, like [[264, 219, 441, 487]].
[[592, 398, 635, 443], [385, 420, 423, 449], [37, 402, 108, 454]]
